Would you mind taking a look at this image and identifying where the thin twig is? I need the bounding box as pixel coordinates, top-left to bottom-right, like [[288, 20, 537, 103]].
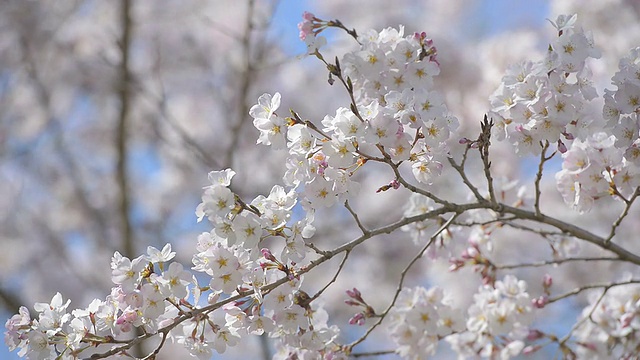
[[605, 186, 640, 244], [547, 279, 640, 303], [558, 287, 608, 347], [310, 250, 351, 302], [534, 141, 551, 215], [351, 350, 396, 357], [478, 116, 496, 204], [448, 155, 485, 202], [345, 214, 459, 352], [344, 200, 368, 235], [495, 256, 620, 270], [389, 159, 453, 206]]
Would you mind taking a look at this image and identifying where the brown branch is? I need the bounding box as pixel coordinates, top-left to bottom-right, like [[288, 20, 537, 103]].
[[87, 205, 462, 359], [498, 203, 640, 265]]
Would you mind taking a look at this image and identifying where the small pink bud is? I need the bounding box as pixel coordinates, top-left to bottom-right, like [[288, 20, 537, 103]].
[[346, 287, 362, 301], [261, 248, 276, 261], [349, 312, 365, 325], [532, 295, 548, 308], [526, 329, 544, 341], [523, 345, 542, 355], [543, 274, 553, 288], [557, 140, 567, 153], [302, 11, 315, 21], [621, 313, 635, 328], [459, 137, 471, 144], [448, 258, 464, 271], [563, 131, 575, 140], [465, 246, 479, 258], [391, 179, 400, 189], [577, 341, 598, 351]]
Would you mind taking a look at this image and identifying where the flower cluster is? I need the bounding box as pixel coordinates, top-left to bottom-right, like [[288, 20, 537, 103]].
[[555, 47, 640, 212], [446, 275, 535, 359], [5, 244, 191, 359], [340, 25, 459, 175], [251, 17, 459, 211], [297, 11, 327, 55], [388, 286, 464, 358], [489, 14, 600, 155], [388, 278, 536, 359], [190, 169, 344, 358], [4, 165, 337, 359], [573, 282, 640, 359]]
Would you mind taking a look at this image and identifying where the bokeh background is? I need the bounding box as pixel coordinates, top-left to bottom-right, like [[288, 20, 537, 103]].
[[2, 0, 640, 358]]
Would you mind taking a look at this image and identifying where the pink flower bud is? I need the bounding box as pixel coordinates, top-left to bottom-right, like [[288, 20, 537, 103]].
[[523, 345, 542, 355], [448, 258, 464, 271], [346, 287, 362, 301], [577, 341, 598, 351], [526, 329, 544, 341], [261, 248, 276, 261], [543, 274, 553, 288], [481, 275, 493, 285], [621, 313, 635, 328], [463, 246, 478, 259], [532, 295, 548, 308], [557, 140, 567, 153], [302, 11, 315, 21], [349, 312, 365, 325]]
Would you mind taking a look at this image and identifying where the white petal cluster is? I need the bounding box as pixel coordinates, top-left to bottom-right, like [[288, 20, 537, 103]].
[[446, 275, 534, 359], [555, 46, 640, 212], [388, 286, 464, 359], [489, 14, 600, 155], [573, 283, 640, 359]]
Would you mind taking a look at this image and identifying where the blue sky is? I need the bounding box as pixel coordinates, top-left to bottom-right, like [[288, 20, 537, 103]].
[[271, 0, 549, 54]]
